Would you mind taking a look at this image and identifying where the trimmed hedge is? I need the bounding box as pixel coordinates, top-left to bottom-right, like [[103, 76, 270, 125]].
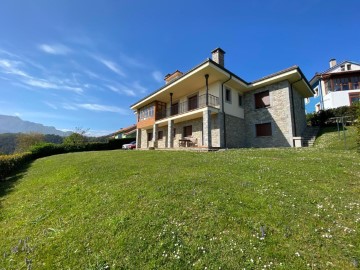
[[307, 104, 359, 126], [0, 138, 135, 181], [0, 152, 32, 180]]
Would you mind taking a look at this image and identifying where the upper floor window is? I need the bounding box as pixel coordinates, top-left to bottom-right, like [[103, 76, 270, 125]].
[[238, 94, 243, 107], [225, 88, 232, 103], [188, 95, 198, 111], [347, 64, 352, 70], [139, 104, 154, 121], [341, 65, 345, 71], [255, 90, 270, 109], [314, 87, 319, 97]]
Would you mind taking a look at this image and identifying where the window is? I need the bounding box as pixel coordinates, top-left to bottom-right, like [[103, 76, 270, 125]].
[[139, 104, 155, 121], [173, 128, 176, 138], [347, 64, 351, 71], [183, 125, 192, 137], [256, 123, 272, 137], [238, 94, 243, 107], [171, 102, 179, 115], [341, 65, 345, 71], [147, 132, 153, 141], [314, 87, 319, 97], [188, 95, 198, 111], [158, 130, 163, 140], [349, 93, 360, 104], [225, 88, 232, 103], [255, 90, 270, 109]]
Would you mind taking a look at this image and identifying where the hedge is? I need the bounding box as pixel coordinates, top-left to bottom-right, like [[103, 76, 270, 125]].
[[0, 152, 32, 180], [0, 138, 135, 181]]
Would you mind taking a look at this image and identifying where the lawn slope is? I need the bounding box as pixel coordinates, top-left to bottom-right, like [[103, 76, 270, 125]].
[[0, 148, 359, 269]]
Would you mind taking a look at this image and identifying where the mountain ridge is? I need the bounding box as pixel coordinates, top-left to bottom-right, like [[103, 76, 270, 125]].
[[0, 115, 72, 136]]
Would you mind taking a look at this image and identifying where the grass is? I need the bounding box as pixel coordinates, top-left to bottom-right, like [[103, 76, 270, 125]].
[[314, 125, 357, 150], [0, 133, 359, 269]]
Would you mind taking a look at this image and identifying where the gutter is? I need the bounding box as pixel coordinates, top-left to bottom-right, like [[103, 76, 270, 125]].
[[221, 74, 232, 148]]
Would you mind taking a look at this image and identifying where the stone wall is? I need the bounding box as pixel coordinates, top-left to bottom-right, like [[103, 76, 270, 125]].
[[225, 114, 245, 148], [292, 85, 307, 137], [243, 80, 293, 148], [140, 128, 150, 148], [173, 117, 203, 148], [156, 126, 168, 148]]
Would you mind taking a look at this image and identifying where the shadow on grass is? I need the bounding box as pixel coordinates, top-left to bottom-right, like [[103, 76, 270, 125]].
[[0, 161, 32, 200]]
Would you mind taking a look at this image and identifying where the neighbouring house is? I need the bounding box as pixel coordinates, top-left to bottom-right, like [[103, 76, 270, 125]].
[[111, 124, 136, 139], [130, 48, 314, 149], [306, 59, 360, 113]]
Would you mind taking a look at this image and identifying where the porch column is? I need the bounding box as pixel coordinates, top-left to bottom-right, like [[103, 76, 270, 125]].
[[152, 124, 158, 148], [203, 109, 212, 147], [136, 128, 141, 149], [167, 119, 174, 148], [217, 112, 225, 148]]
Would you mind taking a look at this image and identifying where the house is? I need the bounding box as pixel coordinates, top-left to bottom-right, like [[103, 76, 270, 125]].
[[306, 59, 360, 113], [130, 48, 314, 149], [110, 124, 136, 139]]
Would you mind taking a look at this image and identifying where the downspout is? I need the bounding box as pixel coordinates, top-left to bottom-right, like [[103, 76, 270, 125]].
[[290, 77, 303, 143], [319, 76, 324, 110], [221, 74, 232, 148]]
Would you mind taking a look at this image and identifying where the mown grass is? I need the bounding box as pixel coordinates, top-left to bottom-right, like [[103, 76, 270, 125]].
[[314, 125, 357, 150], [0, 144, 359, 269]]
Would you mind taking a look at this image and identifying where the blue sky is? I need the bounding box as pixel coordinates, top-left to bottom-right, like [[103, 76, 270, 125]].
[[0, 0, 359, 136]]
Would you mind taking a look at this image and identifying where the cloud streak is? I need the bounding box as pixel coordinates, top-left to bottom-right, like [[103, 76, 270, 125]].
[[92, 55, 126, 77], [38, 43, 72, 55], [76, 103, 128, 114]]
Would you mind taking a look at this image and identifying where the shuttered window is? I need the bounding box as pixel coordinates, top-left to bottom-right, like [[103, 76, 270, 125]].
[[183, 125, 192, 137], [256, 123, 272, 137], [255, 90, 270, 109]]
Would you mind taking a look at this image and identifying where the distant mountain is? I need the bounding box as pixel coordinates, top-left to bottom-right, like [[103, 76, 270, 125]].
[[0, 115, 72, 136]]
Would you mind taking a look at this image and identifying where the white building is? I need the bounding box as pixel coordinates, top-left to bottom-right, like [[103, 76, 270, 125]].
[[307, 59, 360, 112]]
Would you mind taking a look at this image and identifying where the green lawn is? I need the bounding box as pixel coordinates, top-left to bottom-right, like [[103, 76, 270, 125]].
[[0, 139, 359, 269]]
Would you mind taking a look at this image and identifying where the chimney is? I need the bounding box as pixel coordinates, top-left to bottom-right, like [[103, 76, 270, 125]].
[[211, 47, 225, 66], [164, 70, 183, 84], [329, 58, 337, 68]]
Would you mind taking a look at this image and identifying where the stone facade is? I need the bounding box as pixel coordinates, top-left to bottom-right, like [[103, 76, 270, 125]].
[[225, 114, 245, 148], [173, 117, 203, 148], [243, 80, 293, 148]]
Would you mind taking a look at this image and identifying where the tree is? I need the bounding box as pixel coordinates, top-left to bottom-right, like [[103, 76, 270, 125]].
[[15, 133, 45, 153], [63, 127, 88, 146]]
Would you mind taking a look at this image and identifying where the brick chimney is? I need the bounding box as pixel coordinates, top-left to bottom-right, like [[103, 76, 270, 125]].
[[164, 70, 183, 84], [211, 48, 225, 66], [329, 58, 337, 68]]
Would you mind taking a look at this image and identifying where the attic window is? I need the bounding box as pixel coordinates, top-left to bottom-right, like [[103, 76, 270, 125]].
[[341, 65, 345, 71], [347, 64, 351, 71]]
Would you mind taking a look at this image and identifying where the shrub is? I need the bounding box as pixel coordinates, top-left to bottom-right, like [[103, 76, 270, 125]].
[[0, 152, 32, 180]]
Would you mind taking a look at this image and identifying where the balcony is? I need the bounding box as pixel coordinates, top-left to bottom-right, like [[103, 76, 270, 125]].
[[156, 94, 219, 120]]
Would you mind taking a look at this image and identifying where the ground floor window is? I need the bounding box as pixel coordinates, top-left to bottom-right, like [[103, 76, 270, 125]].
[[147, 132, 153, 141], [256, 123, 272, 137], [158, 130, 163, 140], [183, 125, 192, 137]]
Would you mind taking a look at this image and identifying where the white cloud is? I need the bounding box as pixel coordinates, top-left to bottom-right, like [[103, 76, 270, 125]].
[[62, 103, 78, 111], [119, 53, 146, 68], [22, 78, 83, 94], [106, 84, 136, 97], [0, 59, 31, 78], [92, 54, 126, 77], [44, 101, 57, 110], [76, 103, 128, 114], [152, 70, 163, 83], [38, 43, 72, 55]]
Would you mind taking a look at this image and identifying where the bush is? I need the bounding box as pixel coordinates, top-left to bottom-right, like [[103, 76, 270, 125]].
[[0, 139, 135, 180], [307, 104, 359, 127], [0, 152, 32, 180]]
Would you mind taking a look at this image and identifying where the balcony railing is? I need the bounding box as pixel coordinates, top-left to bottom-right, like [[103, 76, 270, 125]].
[[156, 94, 219, 120]]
